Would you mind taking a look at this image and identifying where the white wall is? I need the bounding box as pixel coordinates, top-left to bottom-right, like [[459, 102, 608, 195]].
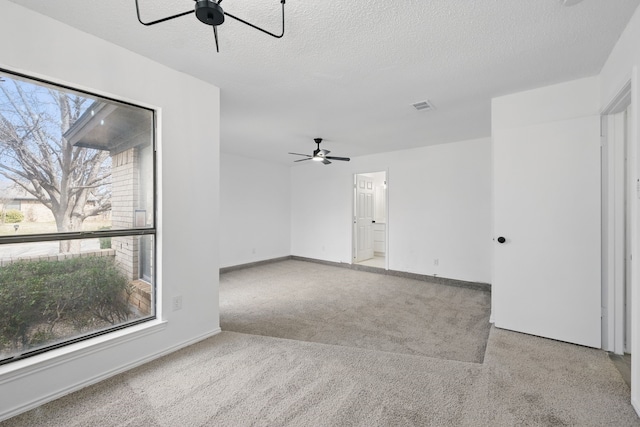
[[220, 153, 291, 267], [0, 2, 220, 420], [600, 4, 640, 416], [291, 137, 492, 284]]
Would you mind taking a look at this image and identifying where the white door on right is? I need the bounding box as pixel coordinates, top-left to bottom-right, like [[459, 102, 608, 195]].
[[493, 115, 601, 348]]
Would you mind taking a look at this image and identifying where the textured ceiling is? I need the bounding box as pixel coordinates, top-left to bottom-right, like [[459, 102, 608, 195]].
[[8, 0, 640, 164]]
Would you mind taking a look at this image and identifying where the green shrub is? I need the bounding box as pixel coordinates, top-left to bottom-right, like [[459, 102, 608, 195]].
[[3, 209, 24, 223], [98, 226, 112, 249], [0, 257, 133, 351]]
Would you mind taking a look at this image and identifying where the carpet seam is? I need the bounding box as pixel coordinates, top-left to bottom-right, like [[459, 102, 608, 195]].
[[219, 330, 485, 367]]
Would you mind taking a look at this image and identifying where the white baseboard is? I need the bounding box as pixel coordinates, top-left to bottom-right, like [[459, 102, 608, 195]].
[[633, 397, 639, 418], [0, 327, 221, 422]]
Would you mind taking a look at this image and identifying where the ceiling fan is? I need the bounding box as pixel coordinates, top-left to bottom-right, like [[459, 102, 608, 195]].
[[289, 138, 351, 165], [134, 0, 286, 53]]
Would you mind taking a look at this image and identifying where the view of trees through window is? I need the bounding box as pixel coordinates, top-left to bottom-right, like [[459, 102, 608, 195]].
[[0, 70, 156, 363]]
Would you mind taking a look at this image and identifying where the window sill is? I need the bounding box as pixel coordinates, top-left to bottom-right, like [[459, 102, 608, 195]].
[[0, 319, 167, 384]]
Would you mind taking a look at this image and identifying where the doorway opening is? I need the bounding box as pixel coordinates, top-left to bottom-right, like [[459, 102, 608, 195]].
[[601, 81, 632, 382], [353, 171, 387, 269]]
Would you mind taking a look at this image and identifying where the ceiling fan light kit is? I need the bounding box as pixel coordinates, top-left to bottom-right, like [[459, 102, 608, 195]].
[[289, 138, 351, 166], [134, 0, 286, 52]]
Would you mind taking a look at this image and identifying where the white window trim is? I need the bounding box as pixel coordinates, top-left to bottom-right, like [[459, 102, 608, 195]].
[[0, 319, 167, 382]]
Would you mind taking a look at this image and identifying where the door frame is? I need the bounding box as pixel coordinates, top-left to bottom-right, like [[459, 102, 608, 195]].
[[352, 170, 389, 269]]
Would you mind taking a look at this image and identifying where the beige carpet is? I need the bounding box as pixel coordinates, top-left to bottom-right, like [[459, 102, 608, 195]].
[[3, 329, 638, 426], [3, 260, 639, 426], [221, 260, 491, 363]]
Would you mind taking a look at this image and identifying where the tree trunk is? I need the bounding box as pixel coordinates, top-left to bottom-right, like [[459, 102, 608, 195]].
[[56, 214, 83, 253]]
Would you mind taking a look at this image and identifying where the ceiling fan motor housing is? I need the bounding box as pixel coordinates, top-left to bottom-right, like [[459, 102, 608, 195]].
[[195, 0, 225, 26]]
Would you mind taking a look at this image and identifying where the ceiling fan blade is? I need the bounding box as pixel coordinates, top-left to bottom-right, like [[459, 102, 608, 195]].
[[322, 159, 332, 165], [325, 156, 350, 162], [318, 149, 330, 156], [223, 0, 286, 39], [294, 158, 312, 163], [135, 0, 193, 26], [213, 25, 220, 52], [288, 152, 312, 157]]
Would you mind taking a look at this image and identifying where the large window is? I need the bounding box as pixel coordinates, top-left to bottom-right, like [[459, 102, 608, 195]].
[[0, 69, 156, 364]]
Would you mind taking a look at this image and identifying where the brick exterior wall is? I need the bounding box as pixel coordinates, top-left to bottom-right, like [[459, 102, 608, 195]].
[[130, 280, 152, 316], [111, 148, 140, 281]]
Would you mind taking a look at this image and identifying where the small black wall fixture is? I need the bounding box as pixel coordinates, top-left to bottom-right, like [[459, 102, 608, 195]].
[[135, 0, 286, 53]]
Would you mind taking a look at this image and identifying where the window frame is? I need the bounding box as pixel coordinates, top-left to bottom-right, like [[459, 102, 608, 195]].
[[0, 67, 158, 366]]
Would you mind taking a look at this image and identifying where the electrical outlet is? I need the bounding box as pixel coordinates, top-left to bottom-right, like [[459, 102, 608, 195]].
[[172, 295, 183, 311], [434, 259, 439, 266]]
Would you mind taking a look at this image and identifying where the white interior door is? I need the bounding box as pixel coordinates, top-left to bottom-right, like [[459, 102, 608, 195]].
[[493, 115, 601, 348], [354, 174, 374, 262]]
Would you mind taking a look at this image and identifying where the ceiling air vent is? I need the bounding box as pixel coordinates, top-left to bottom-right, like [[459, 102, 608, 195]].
[[412, 100, 435, 112]]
